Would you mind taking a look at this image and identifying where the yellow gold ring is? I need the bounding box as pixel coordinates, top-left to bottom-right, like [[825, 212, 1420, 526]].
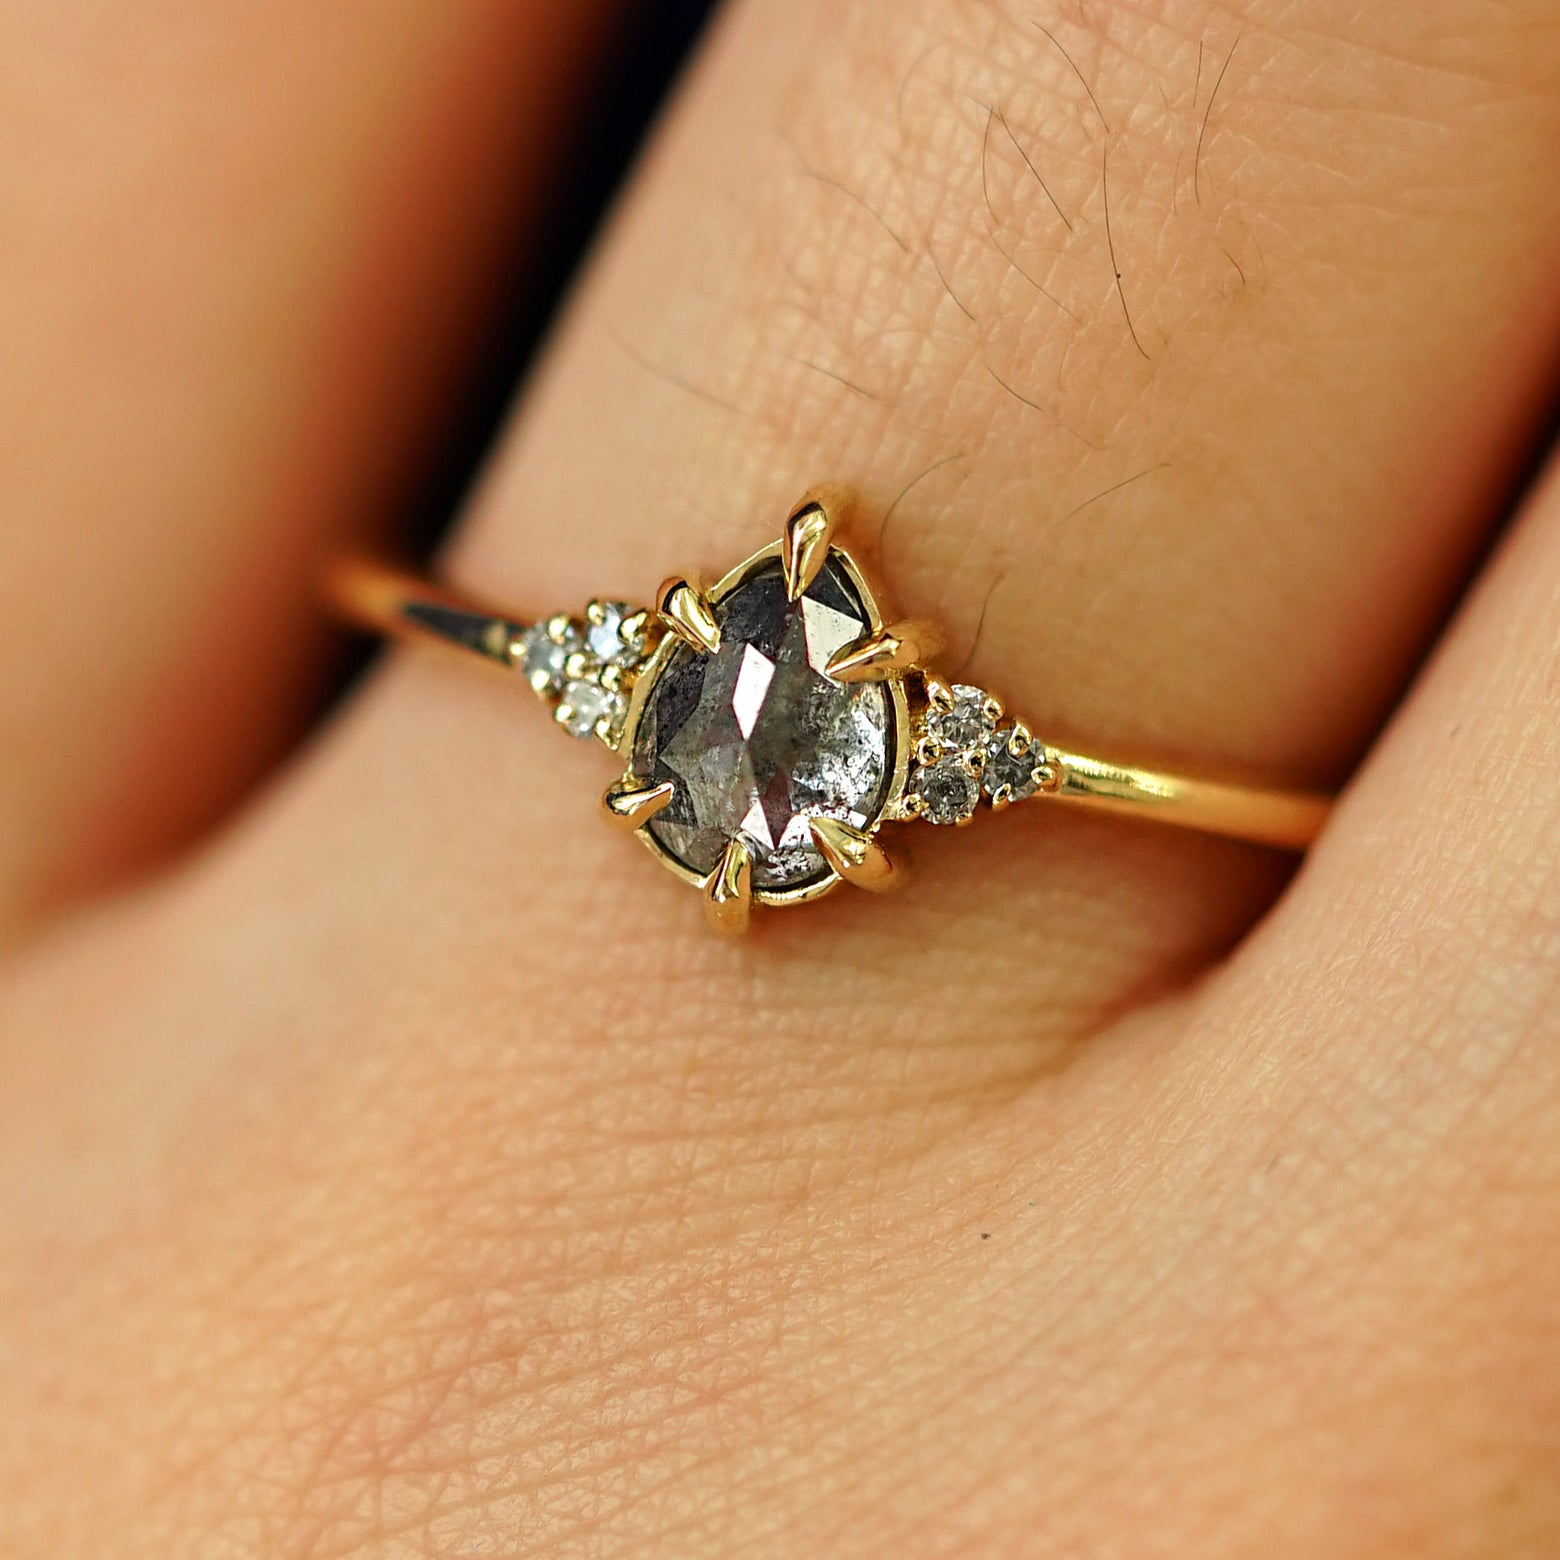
[[330, 487, 1330, 935]]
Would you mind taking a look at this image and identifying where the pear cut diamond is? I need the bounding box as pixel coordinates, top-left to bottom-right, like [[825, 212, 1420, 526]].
[[631, 554, 895, 892]]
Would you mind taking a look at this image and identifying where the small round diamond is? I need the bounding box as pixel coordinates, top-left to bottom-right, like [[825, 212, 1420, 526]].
[[559, 679, 622, 740], [983, 730, 1042, 802], [929, 684, 998, 752], [522, 622, 581, 695], [914, 759, 980, 825], [586, 601, 644, 667]]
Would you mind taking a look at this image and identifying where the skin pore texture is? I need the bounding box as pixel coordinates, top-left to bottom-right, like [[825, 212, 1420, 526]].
[[3, 1, 1560, 1555]]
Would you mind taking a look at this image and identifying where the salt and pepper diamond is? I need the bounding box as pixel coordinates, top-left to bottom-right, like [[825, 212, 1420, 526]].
[[630, 554, 896, 892]]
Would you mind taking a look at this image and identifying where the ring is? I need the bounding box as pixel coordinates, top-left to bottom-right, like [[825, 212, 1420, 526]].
[[330, 486, 1331, 934]]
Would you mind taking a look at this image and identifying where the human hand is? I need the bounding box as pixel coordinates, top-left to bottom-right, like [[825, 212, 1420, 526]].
[[4, 3, 1560, 1555]]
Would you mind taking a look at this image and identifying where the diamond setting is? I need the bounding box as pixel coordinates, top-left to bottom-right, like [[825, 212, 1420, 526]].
[[628, 551, 899, 895], [559, 679, 624, 740], [586, 600, 647, 667], [904, 675, 1048, 824], [518, 602, 656, 745], [913, 758, 980, 825], [508, 499, 1056, 921], [520, 620, 582, 696], [983, 728, 1043, 804], [929, 684, 999, 750]]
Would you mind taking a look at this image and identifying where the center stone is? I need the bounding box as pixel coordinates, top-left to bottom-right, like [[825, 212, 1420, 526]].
[[631, 552, 896, 893]]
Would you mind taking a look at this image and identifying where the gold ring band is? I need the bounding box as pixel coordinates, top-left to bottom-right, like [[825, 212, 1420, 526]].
[[329, 487, 1329, 933]]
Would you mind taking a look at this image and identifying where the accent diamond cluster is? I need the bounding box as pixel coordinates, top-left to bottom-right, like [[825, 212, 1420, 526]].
[[517, 600, 659, 746], [904, 680, 1052, 825]]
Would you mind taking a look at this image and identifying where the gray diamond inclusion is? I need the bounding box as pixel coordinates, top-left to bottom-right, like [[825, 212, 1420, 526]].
[[632, 555, 894, 892]]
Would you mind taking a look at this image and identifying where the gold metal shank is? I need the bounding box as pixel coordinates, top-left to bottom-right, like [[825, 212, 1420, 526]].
[[1034, 747, 1329, 853]]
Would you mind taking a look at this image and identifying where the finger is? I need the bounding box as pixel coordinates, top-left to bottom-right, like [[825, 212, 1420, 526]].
[[0, 0, 626, 936], [1085, 447, 1560, 1560], [1208, 449, 1560, 1129], [8, 0, 1560, 1549]]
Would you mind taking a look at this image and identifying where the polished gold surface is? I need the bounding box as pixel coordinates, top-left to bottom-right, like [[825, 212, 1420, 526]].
[[1038, 746, 1329, 852], [781, 499, 834, 602], [704, 835, 753, 934], [326, 557, 524, 669], [809, 816, 907, 893], [656, 577, 722, 654], [329, 484, 1335, 931], [827, 619, 945, 684], [603, 779, 676, 831]]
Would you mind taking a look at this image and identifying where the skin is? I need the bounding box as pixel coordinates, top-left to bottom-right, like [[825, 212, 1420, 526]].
[[2, 0, 1560, 1554], [0, 0, 623, 930]]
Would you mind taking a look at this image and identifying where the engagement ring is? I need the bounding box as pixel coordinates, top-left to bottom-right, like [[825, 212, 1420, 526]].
[[332, 487, 1329, 934]]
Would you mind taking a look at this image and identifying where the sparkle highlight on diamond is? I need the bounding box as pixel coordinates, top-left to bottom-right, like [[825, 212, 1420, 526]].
[[632, 554, 895, 892]]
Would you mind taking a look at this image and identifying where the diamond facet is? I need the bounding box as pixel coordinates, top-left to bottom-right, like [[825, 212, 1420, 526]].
[[631, 553, 896, 892], [559, 679, 622, 740], [983, 730, 1042, 802], [913, 758, 979, 825], [522, 622, 582, 695], [930, 684, 998, 751], [586, 600, 644, 667]]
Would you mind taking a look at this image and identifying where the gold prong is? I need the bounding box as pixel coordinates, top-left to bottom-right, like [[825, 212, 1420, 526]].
[[704, 836, 753, 934], [781, 501, 834, 601], [826, 619, 945, 684], [603, 778, 675, 831], [796, 484, 851, 519], [924, 675, 955, 712], [481, 620, 516, 659], [657, 577, 721, 654], [809, 817, 907, 893]]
